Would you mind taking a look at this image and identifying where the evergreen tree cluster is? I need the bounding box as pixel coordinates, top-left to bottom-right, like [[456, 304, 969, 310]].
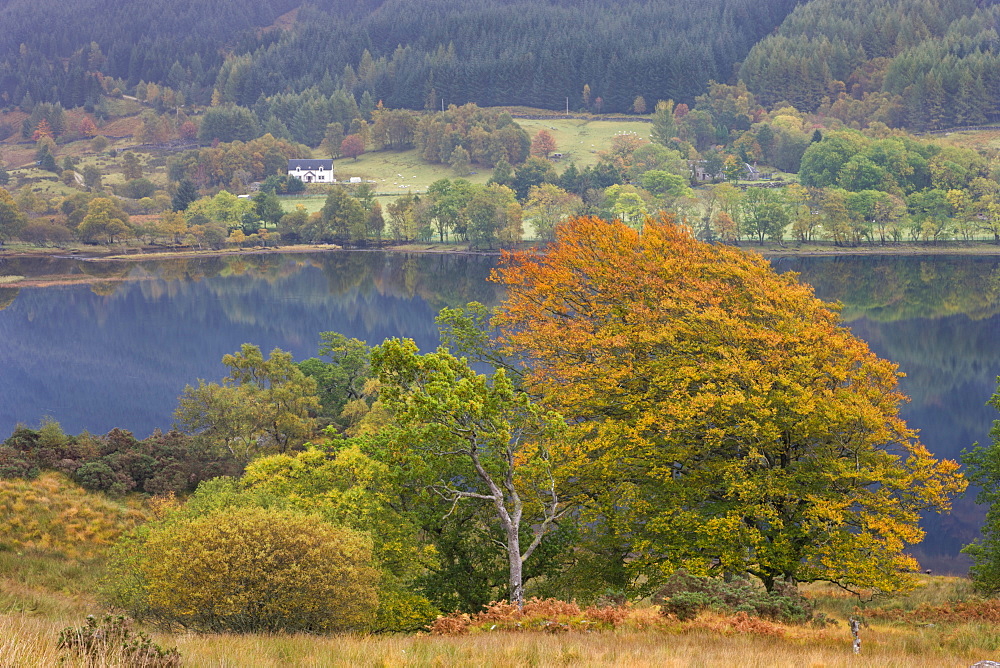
[[0, 0, 301, 108], [0, 0, 798, 114], [740, 0, 1000, 130]]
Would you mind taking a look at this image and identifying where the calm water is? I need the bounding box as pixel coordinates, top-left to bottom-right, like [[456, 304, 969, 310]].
[[2, 250, 999, 573]]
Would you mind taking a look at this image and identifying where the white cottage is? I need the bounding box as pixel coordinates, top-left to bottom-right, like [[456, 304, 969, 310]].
[[287, 159, 334, 184]]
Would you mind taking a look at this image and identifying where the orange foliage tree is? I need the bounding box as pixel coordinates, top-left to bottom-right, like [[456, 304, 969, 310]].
[[530, 129, 557, 158], [490, 214, 965, 594], [32, 119, 53, 141]]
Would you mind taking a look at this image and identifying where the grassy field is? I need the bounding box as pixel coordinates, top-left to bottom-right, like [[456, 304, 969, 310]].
[[5, 594, 1000, 667], [281, 114, 656, 214], [0, 472, 995, 668], [513, 117, 652, 170], [6, 615, 995, 667]]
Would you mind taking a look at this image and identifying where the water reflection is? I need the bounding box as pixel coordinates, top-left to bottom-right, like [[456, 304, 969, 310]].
[[0, 251, 501, 440], [1, 251, 999, 573], [776, 255, 1000, 573]]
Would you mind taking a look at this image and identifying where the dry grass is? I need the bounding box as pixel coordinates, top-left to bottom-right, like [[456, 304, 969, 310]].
[[0, 472, 147, 559], [3, 578, 1000, 666], [1, 612, 989, 667]]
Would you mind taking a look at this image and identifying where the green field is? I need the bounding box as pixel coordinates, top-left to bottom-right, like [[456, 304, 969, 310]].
[[282, 114, 654, 214], [514, 117, 652, 169], [5, 110, 654, 225]]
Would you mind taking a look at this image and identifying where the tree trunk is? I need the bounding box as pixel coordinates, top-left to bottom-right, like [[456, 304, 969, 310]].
[[506, 523, 524, 606]]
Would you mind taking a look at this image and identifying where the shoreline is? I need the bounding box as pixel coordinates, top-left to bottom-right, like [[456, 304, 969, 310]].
[[2, 239, 1000, 281]]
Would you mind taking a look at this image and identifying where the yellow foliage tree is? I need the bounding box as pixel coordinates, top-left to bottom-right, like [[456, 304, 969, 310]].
[[492, 214, 965, 594]]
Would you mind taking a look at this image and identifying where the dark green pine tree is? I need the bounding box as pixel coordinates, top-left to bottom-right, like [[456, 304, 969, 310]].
[[171, 179, 199, 212]]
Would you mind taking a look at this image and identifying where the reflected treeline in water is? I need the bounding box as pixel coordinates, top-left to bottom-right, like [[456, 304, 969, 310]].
[[772, 255, 1000, 322], [0, 252, 503, 443], [777, 255, 1000, 574]]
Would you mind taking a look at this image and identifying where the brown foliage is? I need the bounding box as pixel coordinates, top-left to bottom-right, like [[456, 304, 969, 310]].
[[427, 613, 471, 636], [428, 598, 629, 635], [688, 612, 787, 638], [866, 600, 1000, 624]]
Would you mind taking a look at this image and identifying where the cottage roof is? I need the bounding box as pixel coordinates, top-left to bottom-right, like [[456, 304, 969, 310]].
[[288, 159, 333, 171]]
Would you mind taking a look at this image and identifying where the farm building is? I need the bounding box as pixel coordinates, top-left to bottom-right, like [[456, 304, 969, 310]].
[[288, 159, 334, 184]]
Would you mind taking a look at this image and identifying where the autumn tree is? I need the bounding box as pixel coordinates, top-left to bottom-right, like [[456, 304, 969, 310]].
[[491, 215, 965, 594], [32, 119, 52, 141], [530, 130, 557, 159], [77, 116, 98, 138], [372, 338, 570, 606], [341, 134, 365, 161]]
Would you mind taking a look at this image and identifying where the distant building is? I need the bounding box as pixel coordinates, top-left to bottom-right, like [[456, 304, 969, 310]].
[[287, 159, 334, 184]]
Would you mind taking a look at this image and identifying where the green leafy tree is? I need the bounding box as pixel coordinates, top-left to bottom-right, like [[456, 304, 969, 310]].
[[427, 178, 474, 242], [240, 445, 439, 631], [449, 145, 472, 176], [319, 187, 366, 244], [121, 152, 143, 180], [962, 381, 1000, 594], [175, 344, 320, 460], [82, 164, 103, 191], [372, 338, 570, 606], [466, 183, 521, 249], [740, 187, 789, 243], [77, 197, 131, 244], [252, 191, 284, 227], [298, 332, 372, 425], [640, 170, 693, 208], [0, 188, 28, 243]]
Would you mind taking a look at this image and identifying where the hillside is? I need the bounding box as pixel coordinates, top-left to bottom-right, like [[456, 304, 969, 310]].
[[740, 0, 1000, 130], [0, 0, 798, 113]]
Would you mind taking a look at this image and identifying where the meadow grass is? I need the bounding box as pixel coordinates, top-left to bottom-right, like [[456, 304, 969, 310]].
[[3, 612, 995, 667], [514, 117, 652, 170], [1, 519, 998, 668]]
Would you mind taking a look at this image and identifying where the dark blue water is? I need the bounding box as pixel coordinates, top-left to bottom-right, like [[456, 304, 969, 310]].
[[2, 250, 999, 573], [0, 252, 500, 439]]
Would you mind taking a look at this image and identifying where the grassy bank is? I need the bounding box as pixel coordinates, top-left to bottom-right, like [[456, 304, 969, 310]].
[[4, 599, 999, 667]]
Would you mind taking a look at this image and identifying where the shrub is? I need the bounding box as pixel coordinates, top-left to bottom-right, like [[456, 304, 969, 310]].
[[369, 587, 440, 633], [75, 460, 134, 495], [652, 570, 814, 624], [57, 614, 180, 667], [111, 506, 379, 633], [0, 425, 241, 495], [0, 447, 38, 479]]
